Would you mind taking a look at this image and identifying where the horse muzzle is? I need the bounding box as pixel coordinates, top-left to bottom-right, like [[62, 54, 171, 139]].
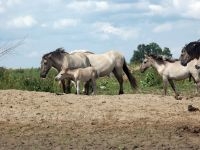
[[55, 76, 61, 81], [140, 66, 146, 73], [180, 60, 187, 66], [40, 73, 47, 78]]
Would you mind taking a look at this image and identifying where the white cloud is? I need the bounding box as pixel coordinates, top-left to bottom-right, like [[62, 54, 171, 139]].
[[6, 0, 22, 6], [171, 0, 200, 19], [146, 0, 200, 20], [7, 15, 37, 28], [153, 23, 173, 33], [66, 1, 144, 13], [67, 1, 109, 12], [183, 1, 200, 19], [94, 22, 139, 40], [0, 1, 6, 13], [53, 18, 79, 29], [0, 0, 22, 13], [149, 4, 165, 15]]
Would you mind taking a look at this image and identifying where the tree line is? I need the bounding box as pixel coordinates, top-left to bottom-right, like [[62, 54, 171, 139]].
[[130, 42, 172, 63]]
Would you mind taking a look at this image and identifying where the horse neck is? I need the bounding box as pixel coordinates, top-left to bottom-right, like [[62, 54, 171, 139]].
[[151, 59, 165, 75], [51, 55, 64, 71]]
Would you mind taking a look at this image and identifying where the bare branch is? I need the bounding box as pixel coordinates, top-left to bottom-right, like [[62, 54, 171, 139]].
[[0, 36, 26, 58]]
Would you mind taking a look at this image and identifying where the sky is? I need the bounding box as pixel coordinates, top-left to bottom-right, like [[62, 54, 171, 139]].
[[0, 0, 200, 68]]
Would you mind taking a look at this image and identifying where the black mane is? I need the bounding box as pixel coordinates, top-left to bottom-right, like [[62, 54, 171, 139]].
[[183, 41, 200, 58], [149, 54, 178, 64], [42, 47, 68, 58]]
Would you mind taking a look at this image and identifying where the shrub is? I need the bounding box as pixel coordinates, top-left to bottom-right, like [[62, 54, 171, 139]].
[[140, 69, 162, 87]]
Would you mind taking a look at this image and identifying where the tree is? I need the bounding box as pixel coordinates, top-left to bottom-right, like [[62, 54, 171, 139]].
[[130, 42, 173, 63], [162, 47, 172, 57]]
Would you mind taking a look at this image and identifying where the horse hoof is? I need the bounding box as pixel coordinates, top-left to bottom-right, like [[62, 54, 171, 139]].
[[64, 90, 71, 94], [56, 93, 64, 95], [188, 105, 200, 112], [119, 91, 124, 95], [175, 95, 182, 100]]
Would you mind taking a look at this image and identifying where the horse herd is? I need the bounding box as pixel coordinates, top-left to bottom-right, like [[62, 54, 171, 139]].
[[40, 41, 200, 99]]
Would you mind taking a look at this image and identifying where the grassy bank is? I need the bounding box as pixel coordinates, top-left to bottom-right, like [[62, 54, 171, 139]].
[[0, 65, 196, 96]]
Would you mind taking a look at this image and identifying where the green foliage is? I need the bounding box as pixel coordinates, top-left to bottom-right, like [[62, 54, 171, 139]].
[[130, 42, 173, 63], [0, 65, 196, 96], [0, 67, 61, 93], [140, 70, 162, 87]]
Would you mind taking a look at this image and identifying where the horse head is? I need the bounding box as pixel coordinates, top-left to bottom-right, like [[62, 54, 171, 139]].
[[140, 55, 152, 73], [40, 54, 53, 78], [180, 41, 200, 66], [40, 48, 67, 78], [180, 47, 191, 66]]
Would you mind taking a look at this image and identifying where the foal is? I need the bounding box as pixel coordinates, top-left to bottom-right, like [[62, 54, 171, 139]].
[[55, 67, 97, 95], [140, 54, 200, 99]]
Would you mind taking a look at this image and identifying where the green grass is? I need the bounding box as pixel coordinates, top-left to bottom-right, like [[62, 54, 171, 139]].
[[0, 65, 196, 96]]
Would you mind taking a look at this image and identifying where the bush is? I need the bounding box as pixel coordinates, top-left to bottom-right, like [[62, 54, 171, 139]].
[[140, 69, 162, 87], [0, 65, 195, 96]]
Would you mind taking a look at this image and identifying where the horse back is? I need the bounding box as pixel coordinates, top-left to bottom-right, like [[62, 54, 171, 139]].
[[65, 53, 91, 69], [87, 50, 124, 77]]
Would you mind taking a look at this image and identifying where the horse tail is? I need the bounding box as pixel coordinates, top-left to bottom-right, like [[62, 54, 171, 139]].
[[123, 60, 137, 89]]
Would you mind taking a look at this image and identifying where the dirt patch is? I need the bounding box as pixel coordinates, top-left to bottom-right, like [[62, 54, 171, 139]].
[[0, 90, 200, 149]]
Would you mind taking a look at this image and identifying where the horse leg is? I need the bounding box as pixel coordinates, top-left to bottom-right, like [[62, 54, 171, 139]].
[[163, 77, 168, 96], [195, 81, 200, 94], [83, 80, 91, 95], [168, 79, 179, 99], [192, 80, 199, 95], [61, 79, 66, 93], [65, 79, 71, 94], [91, 78, 96, 95], [113, 68, 124, 94], [76, 80, 80, 95], [191, 73, 200, 94]]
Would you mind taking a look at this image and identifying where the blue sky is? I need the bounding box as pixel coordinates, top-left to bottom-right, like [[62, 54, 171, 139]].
[[0, 0, 200, 68]]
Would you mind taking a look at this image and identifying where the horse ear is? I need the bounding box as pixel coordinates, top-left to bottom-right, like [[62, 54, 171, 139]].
[[144, 54, 148, 58], [47, 54, 52, 58]]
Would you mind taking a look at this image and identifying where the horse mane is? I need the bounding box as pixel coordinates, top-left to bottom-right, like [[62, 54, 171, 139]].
[[42, 47, 68, 58], [184, 41, 200, 58], [148, 54, 178, 64], [70, 50, 94, 54]]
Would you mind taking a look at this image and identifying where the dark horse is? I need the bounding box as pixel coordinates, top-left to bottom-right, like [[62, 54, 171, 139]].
[[180, 41, 200, 68], [40, 48, 91, 93]]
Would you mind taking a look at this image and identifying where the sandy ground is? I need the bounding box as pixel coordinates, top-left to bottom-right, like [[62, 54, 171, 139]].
[[0, 90, 200, 150]]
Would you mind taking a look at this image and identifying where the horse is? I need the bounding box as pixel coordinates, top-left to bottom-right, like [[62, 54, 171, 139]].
[[140, 54, 200, 99], [180, 41, 200, 68], [55, 66, 97, 95], [80, 50, 137, 94], [40, 48, 91, 94]]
